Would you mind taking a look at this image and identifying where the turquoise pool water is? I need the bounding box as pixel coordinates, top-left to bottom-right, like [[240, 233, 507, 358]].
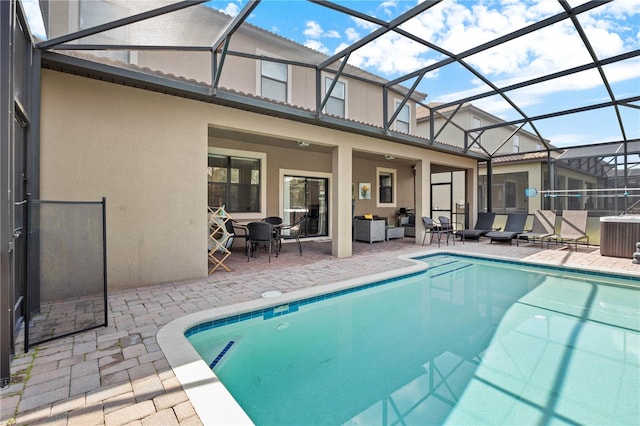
[[187, 254, 640, 425]]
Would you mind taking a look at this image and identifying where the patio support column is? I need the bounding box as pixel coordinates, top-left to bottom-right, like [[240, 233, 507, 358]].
[[466, 167, 476, 229], [549, 159, 556, 211], [486, 159, 493, 212], [414, 160, 430, 245], [331, 144, 352, 258]]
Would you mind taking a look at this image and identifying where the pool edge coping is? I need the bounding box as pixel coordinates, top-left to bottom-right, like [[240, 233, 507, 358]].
[[157, 250, 432, 426], [157, 248, 640, 425]]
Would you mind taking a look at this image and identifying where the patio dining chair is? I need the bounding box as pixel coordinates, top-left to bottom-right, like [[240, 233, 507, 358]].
[[263, 216, 283, 245], [421, 216, 435, 246], [421, 216, 451, 247], [247, 221, 279, 262], [279, 216, 307, 255], [436, 216, 457, 247]]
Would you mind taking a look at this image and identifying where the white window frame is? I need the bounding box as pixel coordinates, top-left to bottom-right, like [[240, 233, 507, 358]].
[[279, 169, 332, 238], [322, 76, 348, 118], [376, 167, 397, 208], [208, 147, 267, 220], [513, 135, 520, 153], [256, 49, 292, 103], [394, 99, 410, 133]]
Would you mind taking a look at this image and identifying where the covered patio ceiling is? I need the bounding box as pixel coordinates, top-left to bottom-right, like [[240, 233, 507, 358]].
[[28, 0, 640, 162]]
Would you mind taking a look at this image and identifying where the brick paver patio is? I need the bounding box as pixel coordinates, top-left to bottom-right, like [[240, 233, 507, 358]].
[[1, 237, 638, 425]]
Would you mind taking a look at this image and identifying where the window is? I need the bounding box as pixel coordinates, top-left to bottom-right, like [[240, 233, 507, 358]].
[[471, 116, 482, 144], [261, 60, 287, 102], [481, 172, 528, 213], [394, 100, 410, 133], [568, 177, 582, 210], [208, 155, 261, 213], [324, 77, 345, 117], [513, 135, 520, 153], [505, 181, 517, 208], [377, 167, 396, 207]]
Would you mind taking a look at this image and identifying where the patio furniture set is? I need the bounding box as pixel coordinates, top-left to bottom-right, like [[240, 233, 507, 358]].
[[420, 210, 589, 249], [211, 209, 590, 272], [353, 215, 407, 243], [208, 208, 306, 271]]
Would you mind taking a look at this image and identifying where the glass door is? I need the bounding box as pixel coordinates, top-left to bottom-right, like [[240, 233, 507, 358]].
[[431, 171, 466, 229], [283, 176, 328, 237]]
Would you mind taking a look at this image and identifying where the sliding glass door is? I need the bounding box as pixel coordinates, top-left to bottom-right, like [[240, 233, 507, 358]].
[[283, 176, 328, 237]]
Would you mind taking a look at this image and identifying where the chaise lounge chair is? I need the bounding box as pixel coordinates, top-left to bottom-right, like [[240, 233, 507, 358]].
[[544, 210, 589, 250], [456, 212, 496, 242], [486, 213, 528, 245], [516, 210, 556, 247]]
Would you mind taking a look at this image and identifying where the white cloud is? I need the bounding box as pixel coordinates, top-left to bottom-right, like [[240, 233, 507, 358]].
[[304, 39, 329, 54], [546, 131, 619, 147], [350, 16, 379, 32], [221, 2, 240, 17], [380, 0, 398, 16], [304, 21, 324, 38], [345, 28, 360, 41], [348, 32, 430, 76], [437, 57, 640, 115], [347, 0, 636, 82], [304, 21, 341, 39], [384, 0, 638, 118]]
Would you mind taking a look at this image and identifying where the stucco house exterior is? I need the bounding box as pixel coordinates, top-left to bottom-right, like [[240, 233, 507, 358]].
[[36, 1, 481, 291], [417, 103, 608, 226]]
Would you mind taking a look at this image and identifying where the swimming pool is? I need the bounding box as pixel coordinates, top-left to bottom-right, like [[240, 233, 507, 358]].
[[158, 253, 640, 425]]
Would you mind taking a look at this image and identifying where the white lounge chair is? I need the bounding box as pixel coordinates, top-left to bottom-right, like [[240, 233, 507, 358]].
[[544, 210, 589, 250], [517, 210, 556, 247]]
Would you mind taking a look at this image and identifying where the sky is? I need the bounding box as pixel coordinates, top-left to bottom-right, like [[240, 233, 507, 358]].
[[212, 0, 640, 149], [22, 0, 640, 149]]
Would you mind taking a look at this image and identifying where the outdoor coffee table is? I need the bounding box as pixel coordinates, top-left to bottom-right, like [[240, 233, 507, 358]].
[[386, 226, 405, 240]]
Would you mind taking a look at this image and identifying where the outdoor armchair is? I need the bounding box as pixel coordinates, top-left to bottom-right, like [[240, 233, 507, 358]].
[[354, 216, 386, 243]]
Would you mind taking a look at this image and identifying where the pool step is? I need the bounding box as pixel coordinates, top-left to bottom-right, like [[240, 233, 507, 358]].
[[209, 340, 235, 369], [429, 261, 473, 278]]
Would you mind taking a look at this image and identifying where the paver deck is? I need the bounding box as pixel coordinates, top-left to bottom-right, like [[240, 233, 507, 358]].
[[1, 238, 639, 425]]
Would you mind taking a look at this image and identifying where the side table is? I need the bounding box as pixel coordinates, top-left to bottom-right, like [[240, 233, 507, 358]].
[[386, 226, 405, 240]]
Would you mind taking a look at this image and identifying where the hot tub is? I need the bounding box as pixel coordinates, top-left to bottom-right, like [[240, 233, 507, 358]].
[[600, 215, 640, 258]]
